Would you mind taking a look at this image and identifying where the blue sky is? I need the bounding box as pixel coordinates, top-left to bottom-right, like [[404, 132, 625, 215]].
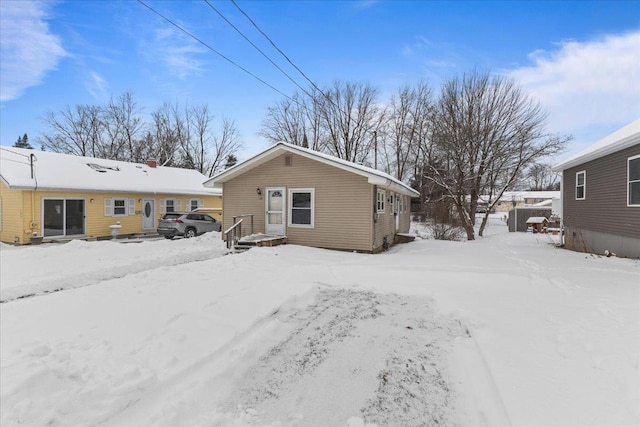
[[1, 0, 639, 162]]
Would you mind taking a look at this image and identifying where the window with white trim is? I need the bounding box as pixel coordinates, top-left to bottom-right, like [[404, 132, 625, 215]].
[[575, 171, 586, 200], [104, 198, 135, 217], [113, 199, 127, 216], [187, 198, 203, 211], [376, 189, 386, 213], [160, 198, 181, 214], [288, 189, 314, 227], [629, 155, 640, 206]]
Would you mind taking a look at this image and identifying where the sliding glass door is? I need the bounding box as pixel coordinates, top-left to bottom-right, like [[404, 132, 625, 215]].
[[43, 199, 85, 237]]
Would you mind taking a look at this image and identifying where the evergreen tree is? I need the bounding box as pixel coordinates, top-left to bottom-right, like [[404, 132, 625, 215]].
[[13, 133, 33, 149], [224, 154, 238, 169]]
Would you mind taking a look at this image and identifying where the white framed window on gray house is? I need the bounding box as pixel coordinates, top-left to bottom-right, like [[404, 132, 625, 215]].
[[104, 198, 135, 217], [160, 198, 182, 214], [575, 170, 586, 200], [187, 198, 203, 211], [376, 189, 386, 213], [628, 155, 640, 206], [288, 188, 314, 227]]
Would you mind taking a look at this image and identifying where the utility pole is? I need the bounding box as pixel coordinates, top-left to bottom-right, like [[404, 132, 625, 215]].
[[373, 131, 378, 169]]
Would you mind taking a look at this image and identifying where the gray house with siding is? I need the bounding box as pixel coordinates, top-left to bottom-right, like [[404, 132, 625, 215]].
[[204, 142, 419, 253], [552, 118, 640, 258]]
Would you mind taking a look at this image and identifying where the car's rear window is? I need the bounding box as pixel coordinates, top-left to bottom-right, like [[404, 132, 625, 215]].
[[162, 213, 182, 219]]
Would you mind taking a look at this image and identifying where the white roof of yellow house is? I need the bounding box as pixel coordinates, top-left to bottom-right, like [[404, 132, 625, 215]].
[[0, 146, 221, 196], [204, 142, 420, 197]]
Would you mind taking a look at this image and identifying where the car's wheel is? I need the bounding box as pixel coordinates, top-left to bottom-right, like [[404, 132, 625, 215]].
[[164, 235, 173, 240], [184, 228, 197, 238]]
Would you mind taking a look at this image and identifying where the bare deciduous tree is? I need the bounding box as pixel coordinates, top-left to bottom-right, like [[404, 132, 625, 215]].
[[261, 81, 384, 163], [385, 81, 434, 181], [259, 92, 312, 147], [39, 105, 105, 157], [104, 92, 145, 162], [428, 70, 569, 240], [318, 81, 383, 163], [526, 162, 560, 191], [208, 117, 242, 177]]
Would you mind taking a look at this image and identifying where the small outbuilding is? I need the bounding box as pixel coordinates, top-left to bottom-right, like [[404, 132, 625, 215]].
[[525, 217, 549, 233], [204, 142, 419, 253]]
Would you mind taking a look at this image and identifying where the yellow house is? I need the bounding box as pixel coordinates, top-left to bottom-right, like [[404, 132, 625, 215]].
[[0, 147, 222, 244]]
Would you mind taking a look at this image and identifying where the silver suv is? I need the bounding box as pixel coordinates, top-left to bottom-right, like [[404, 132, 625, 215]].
[[157, 212, 221, 239]]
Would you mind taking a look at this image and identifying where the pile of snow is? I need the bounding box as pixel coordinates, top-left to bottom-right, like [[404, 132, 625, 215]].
[[1, 222, 638, 426]]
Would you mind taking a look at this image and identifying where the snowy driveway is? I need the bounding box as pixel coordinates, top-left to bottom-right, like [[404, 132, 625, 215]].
[[1, 226, 639, 426]]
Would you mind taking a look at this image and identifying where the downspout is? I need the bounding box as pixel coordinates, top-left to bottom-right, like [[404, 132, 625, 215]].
[[30, 154, 37, 236], [372, 185, 377, 252], [559, 173, 564, 247]]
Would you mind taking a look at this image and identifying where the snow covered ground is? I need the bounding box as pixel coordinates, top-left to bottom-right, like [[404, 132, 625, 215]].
[[1, 218, 638, 426]]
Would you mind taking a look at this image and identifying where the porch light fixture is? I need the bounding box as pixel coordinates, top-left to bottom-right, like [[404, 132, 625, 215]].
[[256, 188, 262, 196]]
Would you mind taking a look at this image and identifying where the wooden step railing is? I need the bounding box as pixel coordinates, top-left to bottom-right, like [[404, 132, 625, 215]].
[[224, 214, 254, 250]]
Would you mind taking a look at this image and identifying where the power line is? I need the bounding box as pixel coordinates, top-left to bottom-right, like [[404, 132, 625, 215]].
[[228, 0, 376, 141], [229, 0, 325, 96], [136, 0, 291, 100], [203, 0, 311, 97]]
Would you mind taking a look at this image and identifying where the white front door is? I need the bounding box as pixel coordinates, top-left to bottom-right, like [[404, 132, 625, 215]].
[[142, 199, 155, 230], [266, 187, 285, 235]]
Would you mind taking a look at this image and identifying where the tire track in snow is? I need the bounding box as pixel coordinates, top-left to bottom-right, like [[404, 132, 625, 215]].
[[1, 248, 224, 303], [220, 288, 468, 427]]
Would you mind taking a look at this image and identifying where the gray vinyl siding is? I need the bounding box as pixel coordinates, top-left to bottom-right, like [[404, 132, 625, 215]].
[[562, 143, 640, 239], [508, 207, 552, 232], [222, 153, 374, 252]]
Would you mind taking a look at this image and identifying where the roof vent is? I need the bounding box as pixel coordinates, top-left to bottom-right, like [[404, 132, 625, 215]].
[[285, 156, 292, 167], [87, 163, 107, 173], [87, 163, 120, 173], [147, 159, 157, 168]]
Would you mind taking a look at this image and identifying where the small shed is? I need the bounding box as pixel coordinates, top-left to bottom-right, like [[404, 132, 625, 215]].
[[525, 217, 549, 233], [508, 207, 552, 232]]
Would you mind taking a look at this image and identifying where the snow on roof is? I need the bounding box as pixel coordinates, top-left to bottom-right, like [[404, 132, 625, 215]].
[[478, 191, 560, 203], [552, 118, 640, 171], [526, 217, 548, 223], [531, 199, 553, 207], [0, 147, 221, 196], [205, 142, 420, 197]]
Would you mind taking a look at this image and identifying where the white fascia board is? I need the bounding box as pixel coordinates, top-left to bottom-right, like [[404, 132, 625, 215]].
[[552, 118, 640, 171], [206, 142, 420, 197]]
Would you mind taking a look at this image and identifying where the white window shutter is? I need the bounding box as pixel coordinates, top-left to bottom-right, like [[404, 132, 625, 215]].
[[128, 199, 135, 215], [104, 198, 112, 216], [176, 199, 182, 211], [198, 199, 203, 208], [160, 199, 166, 214]]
